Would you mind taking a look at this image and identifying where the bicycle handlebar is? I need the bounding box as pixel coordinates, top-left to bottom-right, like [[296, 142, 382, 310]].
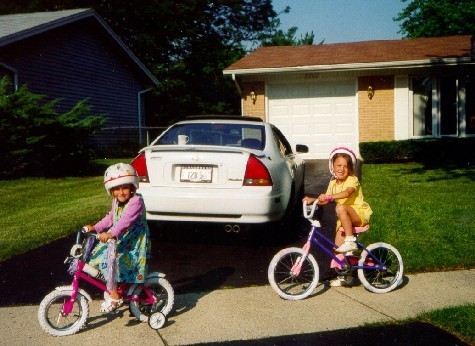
[[303, 196, 334, 219], [303, 200, 318, 219], [79, 226, 116, 244]]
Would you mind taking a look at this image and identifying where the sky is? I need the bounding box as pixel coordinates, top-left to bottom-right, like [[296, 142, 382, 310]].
[[271, 0, 408, 44]]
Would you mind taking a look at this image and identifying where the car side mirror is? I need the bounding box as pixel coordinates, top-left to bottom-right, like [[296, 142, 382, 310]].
[[296, 144, 308, 153]]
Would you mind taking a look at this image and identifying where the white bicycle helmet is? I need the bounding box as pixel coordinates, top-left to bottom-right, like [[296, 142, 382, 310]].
[[328, 147, 357, 177], [103, 163, 139, 195]]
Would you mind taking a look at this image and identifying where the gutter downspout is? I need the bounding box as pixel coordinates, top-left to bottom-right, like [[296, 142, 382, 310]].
[[231, 74, 245, 116], [0, 62, 19, 91], [137, 88, 152, 146], [231, 73, 242, 95]]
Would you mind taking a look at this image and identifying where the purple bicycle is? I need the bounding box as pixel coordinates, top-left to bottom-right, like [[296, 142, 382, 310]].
[[38, 228, 174, 336], [268, 200, 404, 300]]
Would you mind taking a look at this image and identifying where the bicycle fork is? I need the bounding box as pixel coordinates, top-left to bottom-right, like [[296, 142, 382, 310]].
[[61, 261, 84, 315], [290, 241, 311, 276]]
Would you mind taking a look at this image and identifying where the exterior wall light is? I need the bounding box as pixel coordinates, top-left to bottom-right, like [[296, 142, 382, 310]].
[[250, 90, 257, 104], [367, 85, 374, 100]]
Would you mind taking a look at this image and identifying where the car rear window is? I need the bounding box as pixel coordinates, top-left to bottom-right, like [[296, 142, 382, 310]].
[[155, 123, 266, 150]]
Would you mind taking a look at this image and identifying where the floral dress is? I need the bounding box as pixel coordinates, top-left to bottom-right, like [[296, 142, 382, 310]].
[[88, 194, 151, 283]]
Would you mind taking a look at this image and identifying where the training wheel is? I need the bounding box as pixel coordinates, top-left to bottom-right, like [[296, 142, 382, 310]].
[[148, 312, 166, 330]]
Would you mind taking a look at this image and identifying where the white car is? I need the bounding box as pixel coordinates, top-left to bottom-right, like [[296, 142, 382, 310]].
[[131, 116, 308, 232]]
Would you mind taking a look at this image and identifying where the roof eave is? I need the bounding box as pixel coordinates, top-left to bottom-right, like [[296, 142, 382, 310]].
[[0, 9, 94, 47], [0, 9, 158, 86], [223, 57, 473, 76]]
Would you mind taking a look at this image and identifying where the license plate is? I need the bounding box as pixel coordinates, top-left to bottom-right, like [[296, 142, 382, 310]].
[[180, 166, 212, 183]]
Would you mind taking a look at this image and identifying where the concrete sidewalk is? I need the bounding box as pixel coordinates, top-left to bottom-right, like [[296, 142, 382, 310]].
[[1, 270, 474, 345]]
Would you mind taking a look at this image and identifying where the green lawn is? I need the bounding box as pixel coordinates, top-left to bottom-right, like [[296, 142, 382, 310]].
[[1, 176, 110, 261], [417, 304, 475, 344], [360, 164, 475, 273]]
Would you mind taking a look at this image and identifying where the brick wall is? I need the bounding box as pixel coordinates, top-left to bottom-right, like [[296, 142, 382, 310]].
[[358, 76, 395, 142], [242, 82, 265, 120]]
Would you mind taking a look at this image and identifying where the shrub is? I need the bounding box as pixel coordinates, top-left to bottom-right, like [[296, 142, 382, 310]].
[[0, 77, 106, 178], [360, 138, 475, 167]]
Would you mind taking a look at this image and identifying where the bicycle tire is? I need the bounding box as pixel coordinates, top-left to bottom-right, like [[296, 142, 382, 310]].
[[129, 277, 175, 322], [268, 247, 320, 300], [38, 289, 89, 336], [357, 242, 404, 293]]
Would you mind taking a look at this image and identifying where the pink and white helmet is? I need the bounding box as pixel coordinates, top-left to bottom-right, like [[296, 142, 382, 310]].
[[328, 147, 357, 177], [103, 163, 139, 195]]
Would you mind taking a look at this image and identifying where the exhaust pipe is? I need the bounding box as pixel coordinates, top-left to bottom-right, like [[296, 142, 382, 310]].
[[224, 224, 240, 233]]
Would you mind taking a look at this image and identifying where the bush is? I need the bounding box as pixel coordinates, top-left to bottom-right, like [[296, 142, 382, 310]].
[[0, 77, 106, 178], [360, 138, 475, 167]]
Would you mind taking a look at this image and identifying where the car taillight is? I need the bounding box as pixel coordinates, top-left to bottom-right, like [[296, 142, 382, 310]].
[[131, 153, 149, 183], [243, 155, 272, 186]]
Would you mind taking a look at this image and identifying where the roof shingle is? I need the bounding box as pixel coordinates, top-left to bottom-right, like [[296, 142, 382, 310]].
[[225, 35, 473, 71]]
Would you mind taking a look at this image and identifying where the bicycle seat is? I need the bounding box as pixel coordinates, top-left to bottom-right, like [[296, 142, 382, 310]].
[[337, 224, 370, 234]]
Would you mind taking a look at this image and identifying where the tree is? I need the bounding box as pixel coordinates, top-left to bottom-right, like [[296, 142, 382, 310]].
[[257, 6, 323, 47], [93, 0, 278, 121], [260, 22, 317, 46], [0, 77, 106, 178], [394, 0, 475, 38]]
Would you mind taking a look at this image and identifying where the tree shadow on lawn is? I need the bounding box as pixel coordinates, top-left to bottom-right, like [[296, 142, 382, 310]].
[[211, 321, 470, 346]]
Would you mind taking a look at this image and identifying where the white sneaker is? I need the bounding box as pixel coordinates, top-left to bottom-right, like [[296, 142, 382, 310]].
[[335, 241, 357, 253], [330, 275, 353, 287]]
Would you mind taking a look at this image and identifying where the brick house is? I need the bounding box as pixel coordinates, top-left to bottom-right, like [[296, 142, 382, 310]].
[[224, 35, 475, 159], [0, 8, 157, 149]]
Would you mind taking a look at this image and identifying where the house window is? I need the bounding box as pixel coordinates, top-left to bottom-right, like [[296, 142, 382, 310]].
[[411, 73, 474, 137], [440, 76, 458, 136], [412, 76, 432, 136], [466, 73, 475, 135]]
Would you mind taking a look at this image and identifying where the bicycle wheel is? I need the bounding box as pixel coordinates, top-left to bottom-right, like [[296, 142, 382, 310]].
[[38, 289, 89, 336], [129, 277, 175, 322], [357, 242, 404, 293], [268, 247, 320, 300]]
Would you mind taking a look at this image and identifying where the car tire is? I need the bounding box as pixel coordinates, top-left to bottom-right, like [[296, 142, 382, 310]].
[[278, 186, 302, 242]]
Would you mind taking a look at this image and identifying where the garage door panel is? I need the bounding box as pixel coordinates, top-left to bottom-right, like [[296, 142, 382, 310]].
[[335, 102, 354, 113], [268, 80, 357, 159], [312, 122, 332, 133], [335, 123, 354, 135], [293, 104, 313, 116], [313, 104, 332, 114], [292, 124, 313, 134]]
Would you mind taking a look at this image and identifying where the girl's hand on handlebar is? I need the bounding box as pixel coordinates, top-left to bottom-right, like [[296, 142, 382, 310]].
[[82, 225, 95, 233], [317, 194, 334, 204], [98, 232, 115, 243]]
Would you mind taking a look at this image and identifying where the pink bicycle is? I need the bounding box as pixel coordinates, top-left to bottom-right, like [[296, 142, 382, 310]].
[[38, 228, 174, 336]]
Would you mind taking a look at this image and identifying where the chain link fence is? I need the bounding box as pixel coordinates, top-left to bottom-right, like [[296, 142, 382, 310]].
[[94, 126, 167, 157]]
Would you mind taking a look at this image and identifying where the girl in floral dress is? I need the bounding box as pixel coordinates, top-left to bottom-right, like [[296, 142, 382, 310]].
[[84, 163, 151, 312]]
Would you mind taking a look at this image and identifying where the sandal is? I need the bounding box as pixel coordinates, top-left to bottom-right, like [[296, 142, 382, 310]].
[[100, 294, 123, 313]]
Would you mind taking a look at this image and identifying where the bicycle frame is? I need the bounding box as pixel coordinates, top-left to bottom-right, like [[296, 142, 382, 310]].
[[62, 247, 157, 316], [291, 218, 386, 276]]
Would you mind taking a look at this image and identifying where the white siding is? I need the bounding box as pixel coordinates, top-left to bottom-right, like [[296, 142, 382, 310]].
[[394, 75, 410, 140]]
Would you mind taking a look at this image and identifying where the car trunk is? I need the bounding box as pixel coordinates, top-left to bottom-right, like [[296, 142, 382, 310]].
[[145, 146, 253, 189]]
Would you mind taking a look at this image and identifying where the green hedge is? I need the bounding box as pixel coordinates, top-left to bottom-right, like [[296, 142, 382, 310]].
[[360, 138, 475, 166]]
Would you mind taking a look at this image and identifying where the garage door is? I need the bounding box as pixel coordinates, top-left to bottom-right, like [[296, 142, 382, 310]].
[[267, 79, 358, 159]]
